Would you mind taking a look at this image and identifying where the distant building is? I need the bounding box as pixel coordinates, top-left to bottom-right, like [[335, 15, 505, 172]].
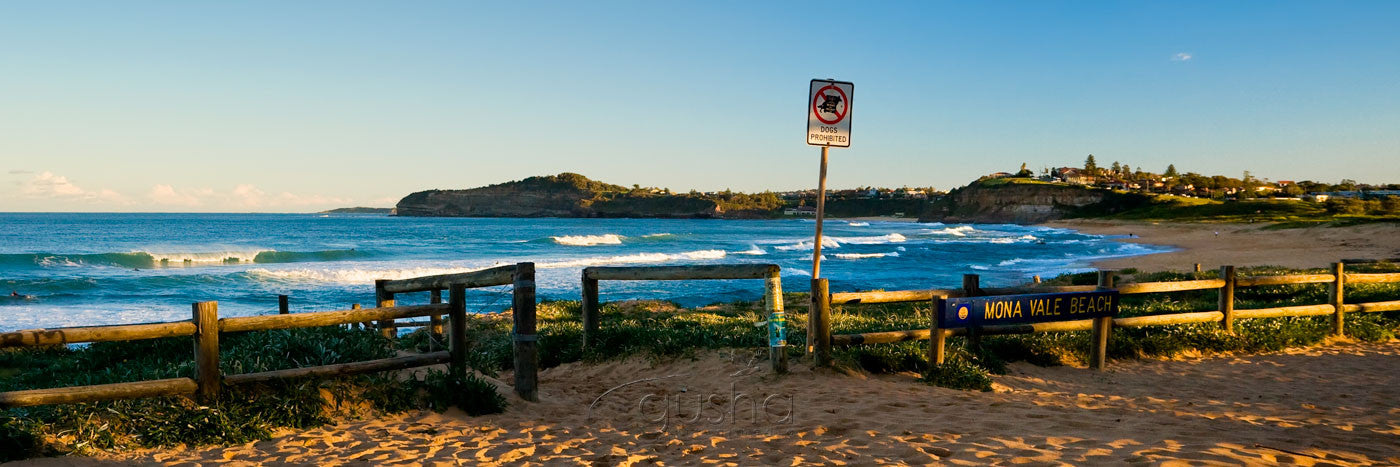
[[1053, 167, 1094, 185], [1304, 193, 1330, 202], [987, 172, 1013, 179], [784, 206, 818, 216]]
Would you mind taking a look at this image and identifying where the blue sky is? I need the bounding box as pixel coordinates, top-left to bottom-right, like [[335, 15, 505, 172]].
[[2, 1, 1397, 212]]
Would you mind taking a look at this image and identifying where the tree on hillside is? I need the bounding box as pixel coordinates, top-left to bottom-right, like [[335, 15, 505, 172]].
[[1084, 154, 1098, 173], [1122, 164, 1133, 176], [1110, 161, 1121, 174], [1015, 162, 1033, 178], [1165, 164, 1178, 178]]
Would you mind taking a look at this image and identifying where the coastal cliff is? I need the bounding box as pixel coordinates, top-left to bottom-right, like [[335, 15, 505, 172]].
[[395, 173, 776, 219], [923, 180, 1121, 224]]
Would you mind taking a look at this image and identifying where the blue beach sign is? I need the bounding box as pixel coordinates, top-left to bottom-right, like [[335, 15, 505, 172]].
[[938, 291, 1120, 329]]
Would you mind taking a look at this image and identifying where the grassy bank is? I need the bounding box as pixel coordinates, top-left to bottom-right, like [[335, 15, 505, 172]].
[[4, 263, 1399, 459]]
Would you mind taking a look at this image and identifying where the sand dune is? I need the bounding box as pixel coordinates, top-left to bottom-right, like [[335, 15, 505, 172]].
[[63, 340, 1399, 465]]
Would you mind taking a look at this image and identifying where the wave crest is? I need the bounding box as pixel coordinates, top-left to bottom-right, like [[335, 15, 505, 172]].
[[551, 234, 624, 246]]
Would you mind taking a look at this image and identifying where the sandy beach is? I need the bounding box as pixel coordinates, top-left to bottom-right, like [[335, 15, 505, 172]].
[[36, 340, 1388, 465], [1045, 220, 1400, 272]]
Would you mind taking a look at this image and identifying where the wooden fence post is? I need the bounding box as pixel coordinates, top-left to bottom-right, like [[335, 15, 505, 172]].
[[351, 303, 362, 329], [1329, 262, 1345, 336], [962, 274, 981, 352], [1219, 266, 1236, 333], [1032, 275, 1041, 284], [192, 301, 220, 401], [1090, 271, 1114, 370], [375, 280, 395, 340], [766, 269, 787, 374], [512, 263, 539, 402], [581, 272, 599, 350], [1194, 263, 1202, 273], [811, 278, 832, 367], [448, 284, 467, 379], [429, 289, 444, 337], [928, 296, 947, 366], [278, 295, 289, 314]]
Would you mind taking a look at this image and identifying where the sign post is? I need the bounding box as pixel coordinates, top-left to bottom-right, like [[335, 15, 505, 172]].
[[806, 79, 853, 280], [931, 291, 1121, 370], [805, 79, 852, 360]]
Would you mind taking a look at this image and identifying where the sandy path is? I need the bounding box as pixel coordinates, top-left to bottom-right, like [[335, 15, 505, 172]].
[[51, 341, 1396, 465], [1044, 220, 1400, 272]]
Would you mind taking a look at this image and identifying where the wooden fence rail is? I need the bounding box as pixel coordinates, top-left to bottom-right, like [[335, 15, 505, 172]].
[[821, 262, 1400, 370], [581, 263, 786, 373], [0, 263, 539, 409]]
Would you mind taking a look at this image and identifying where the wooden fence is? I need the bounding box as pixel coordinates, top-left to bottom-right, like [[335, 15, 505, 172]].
[[812, 262, 1400, 369], [0, 263, 539, 408], [581, 264, 787, 372]]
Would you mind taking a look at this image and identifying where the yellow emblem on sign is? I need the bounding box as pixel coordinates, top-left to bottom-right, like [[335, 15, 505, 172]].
[[957, 305, 969, 320]]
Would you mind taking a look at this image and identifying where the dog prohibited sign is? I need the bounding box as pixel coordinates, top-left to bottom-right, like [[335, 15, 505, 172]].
[[807, 79, 853, 147]]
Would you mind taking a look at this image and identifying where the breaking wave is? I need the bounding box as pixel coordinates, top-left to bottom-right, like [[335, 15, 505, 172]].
[[0, 249, 375, 270], [537, 250, 728, 268], [551, 234, 624, 246], [834, 252, 900, 259]]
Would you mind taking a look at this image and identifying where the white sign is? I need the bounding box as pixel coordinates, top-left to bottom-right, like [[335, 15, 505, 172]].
[[807, 79, 853, 147]]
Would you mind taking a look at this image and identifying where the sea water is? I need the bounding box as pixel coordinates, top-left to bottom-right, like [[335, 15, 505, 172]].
[[0, 213, 1169, 331]]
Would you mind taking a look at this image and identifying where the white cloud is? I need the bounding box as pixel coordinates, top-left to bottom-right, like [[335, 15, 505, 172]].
[[151, 183, 351, 210], [147, 184, 204, 206], [5, 170, 355, 211], [1172, 52, 1193, 62], [16, 171, 129, 204]]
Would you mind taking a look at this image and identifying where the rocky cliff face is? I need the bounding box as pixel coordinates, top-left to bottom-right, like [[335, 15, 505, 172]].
[[925, 182, 1106, 224], [395, 173, 727, 218]]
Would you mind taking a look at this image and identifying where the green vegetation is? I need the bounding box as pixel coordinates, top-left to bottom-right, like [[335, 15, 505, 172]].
[[0, 327, 505, 460], [6, 263, 1399, 459], [1069, 193, 1400, 225]]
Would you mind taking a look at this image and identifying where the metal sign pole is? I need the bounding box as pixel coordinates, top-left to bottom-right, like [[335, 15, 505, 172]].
[[812, 145, 829, 278]]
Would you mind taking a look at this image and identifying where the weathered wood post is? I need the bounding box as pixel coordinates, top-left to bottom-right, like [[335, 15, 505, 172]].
[[448, 283, 467, 379], [1032, 275, 1041, 284], [811, 278, 832, 367], [375, 280, 395, 339], [1329, 262, 1345, 336], [192, 301, 220, 401], [765, 267, 787, 374], [928, 296, 947, 366], [351, 303, 362, 330], [1194, 263, 1202, 273], [429, 289, 444, 337], [962, 274, 981, 352], [512, 263, 539, 401], [581, 271, 599, 350], [278, 294, 289, 314], [1090, 271, 1114, 370], [1218, 265, 1236, 333]]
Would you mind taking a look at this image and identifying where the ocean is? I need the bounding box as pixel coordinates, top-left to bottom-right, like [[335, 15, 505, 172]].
[[0, 213, 1169, 332]]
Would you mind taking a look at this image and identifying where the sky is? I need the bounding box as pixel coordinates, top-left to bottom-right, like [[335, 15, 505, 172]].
[[2, 1, 1398, 212]]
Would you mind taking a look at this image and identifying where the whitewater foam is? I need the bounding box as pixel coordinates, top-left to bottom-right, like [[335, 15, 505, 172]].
[[925, 226, 977, 237], [733, 245, 768, 255], [536, 250, 728, 269], [552, 234, 624, 246], [834, 252, 900, 259]]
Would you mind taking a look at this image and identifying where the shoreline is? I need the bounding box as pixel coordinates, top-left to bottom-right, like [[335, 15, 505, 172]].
[[1044, 219, 1400, 271]]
